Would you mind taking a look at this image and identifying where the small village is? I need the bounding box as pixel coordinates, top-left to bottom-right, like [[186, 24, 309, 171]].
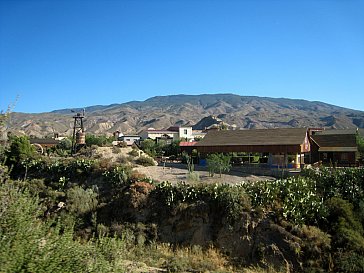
[[26, 111, 364, 180], [2, 110, 364, 272]]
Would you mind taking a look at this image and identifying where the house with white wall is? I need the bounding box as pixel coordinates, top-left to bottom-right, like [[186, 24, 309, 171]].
[[118, 135, 141, 146], [141, 126, 194, 142]]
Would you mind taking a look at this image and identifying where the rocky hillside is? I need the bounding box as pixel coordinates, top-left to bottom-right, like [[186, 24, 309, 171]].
[[6, 94, 364, 137]]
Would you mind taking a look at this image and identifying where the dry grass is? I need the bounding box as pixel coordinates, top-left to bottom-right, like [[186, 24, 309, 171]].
[[121, 243, 233, 272], [242, 267, 285, 273], [120, 242, 286, 273]]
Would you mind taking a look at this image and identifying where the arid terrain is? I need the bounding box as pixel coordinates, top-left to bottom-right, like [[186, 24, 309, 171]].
[[134, 163, 274, 185], [7, 94, 364, 138], [95, 146, 274, 184]]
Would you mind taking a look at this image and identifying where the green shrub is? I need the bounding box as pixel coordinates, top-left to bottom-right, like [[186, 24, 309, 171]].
[[302, 167, 364, 207], [357, 134, 364, 161], [141, 139, 157, 157], [128, 148, 140, 157], [102, 165, 132, 189], [335, 251, 364, 273], [5, 136, 36, 176], [66, 186, 98, 215], [85, 134, 113, 147], [57, 138, 72, 151], [164, 256, 189, 272], [295, 225, 332, 271], [187, 171, 200, 182], [163, 140, 181, 157], [136, 155, 155, 166], [206, 153, 231, 177], [154, 182, 251, 223], [0, 182, 123, 272], [242, 177, 326, 225], [325, 197, 363, 234], [325, 197, 364, 251]]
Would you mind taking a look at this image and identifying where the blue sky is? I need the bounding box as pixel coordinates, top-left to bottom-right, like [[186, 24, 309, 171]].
[[0, 0, 363, 113]]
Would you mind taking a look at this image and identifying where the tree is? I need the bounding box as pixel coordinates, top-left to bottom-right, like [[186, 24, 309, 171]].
[[57, 138, 72, 151], [6, 136, 35, 164], [162, 140, 181, 157], [1, 99, 17, 158], [5, 136, 35, 177], [206, 153, 231, 177], [141, 139, 157, 157], [356, 134, 364, 162], [0, 99, 16, 130], [85, 134, 113, 147]]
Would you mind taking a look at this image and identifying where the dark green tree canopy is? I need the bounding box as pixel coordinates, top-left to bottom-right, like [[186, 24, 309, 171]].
[[6, 136, 35, 166]]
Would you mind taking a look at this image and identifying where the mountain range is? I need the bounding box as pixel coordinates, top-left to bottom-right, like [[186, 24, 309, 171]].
[[6, 94, 364, 137]]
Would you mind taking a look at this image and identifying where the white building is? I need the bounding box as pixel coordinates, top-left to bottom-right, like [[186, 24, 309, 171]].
[[118, 135, 141, 146], [141, 126, 194, 142]]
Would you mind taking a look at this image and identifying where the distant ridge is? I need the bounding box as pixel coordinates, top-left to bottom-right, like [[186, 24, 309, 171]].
[[7, 93, 364, 137]]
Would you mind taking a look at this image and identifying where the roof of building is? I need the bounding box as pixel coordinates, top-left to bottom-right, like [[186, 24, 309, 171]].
[[195, 128, 308, 147], [30, 138, 60, 145], [146, 126, 192, 133], [121, 135, 141, 138], [179, 141, 198, 147], [146, 130, 179, 134], [311, 134, 357, 148], [166, 126, 180, 132], [314, 128, 364, 136]]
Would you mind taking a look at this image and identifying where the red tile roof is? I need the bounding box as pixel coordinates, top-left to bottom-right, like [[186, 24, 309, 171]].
[[179, 141, 198, 147]]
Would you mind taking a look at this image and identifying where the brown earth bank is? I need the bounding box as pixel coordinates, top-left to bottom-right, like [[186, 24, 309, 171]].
[[98, 181, 330, 272], [91, 147, 325, 272]]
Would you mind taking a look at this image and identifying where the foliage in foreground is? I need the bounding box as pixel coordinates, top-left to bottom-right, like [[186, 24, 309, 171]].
[[0, 182, 125, 273], [302, 167, 364, 207], [241, 177, 326, 225], [154, 181, 251, 223], [5, 135, 36, 174], [3, 136, 364, 273], [0, 179, 243, 272]]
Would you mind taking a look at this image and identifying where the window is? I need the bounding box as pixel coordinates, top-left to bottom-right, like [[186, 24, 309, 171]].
[[184, 129, 188, 135]]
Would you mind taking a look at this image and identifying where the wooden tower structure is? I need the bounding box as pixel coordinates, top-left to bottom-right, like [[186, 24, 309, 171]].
[[71, 110, 86, 154]]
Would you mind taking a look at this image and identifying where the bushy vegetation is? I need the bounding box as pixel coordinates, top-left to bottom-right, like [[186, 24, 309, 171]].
[[241, 177, 326, 225], [135, 155, 156, 166], [154, 181, 251, 223], [302, 167, 364, 207], [3, 135, 364, 272], [141, 139, 180, 158], [0, 182, 126, 272], [357, 134, 364, 162], [239, 167, 364, 272], [207, 153, 232, 177], [5, 135, 36, 170], [0, 179, 240, 273], [85, 134, 114, 147]]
